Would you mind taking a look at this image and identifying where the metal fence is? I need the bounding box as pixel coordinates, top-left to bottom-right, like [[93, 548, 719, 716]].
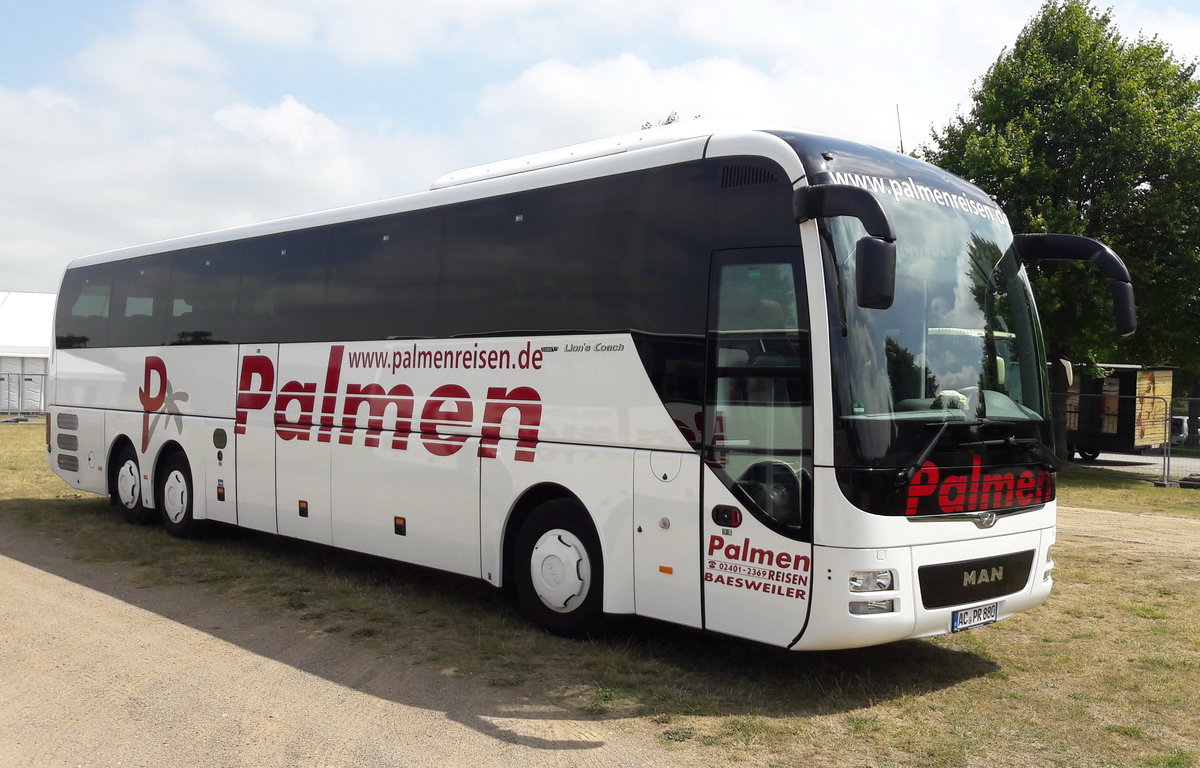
[[1055, 391, 1200, 486], [0, 371, 45, 422]]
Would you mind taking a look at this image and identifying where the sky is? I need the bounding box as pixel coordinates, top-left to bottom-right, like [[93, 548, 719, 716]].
[[3, 1, 1199, 294]]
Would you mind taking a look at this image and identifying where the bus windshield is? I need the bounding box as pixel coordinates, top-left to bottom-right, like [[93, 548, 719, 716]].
[[821, 172, 1051, 480]]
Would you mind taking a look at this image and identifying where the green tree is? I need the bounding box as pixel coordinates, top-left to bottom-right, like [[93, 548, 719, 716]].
[[923, 0, 1200, 392]]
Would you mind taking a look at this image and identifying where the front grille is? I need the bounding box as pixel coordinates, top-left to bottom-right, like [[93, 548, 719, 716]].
[[918, 550, 1036, 609]]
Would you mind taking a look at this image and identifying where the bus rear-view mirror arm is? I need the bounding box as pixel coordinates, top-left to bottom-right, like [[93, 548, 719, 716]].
[[1012, 233, 1137, 337], [794, 184, 898, 310]]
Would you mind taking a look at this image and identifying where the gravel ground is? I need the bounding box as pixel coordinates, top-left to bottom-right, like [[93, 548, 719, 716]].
[[0, 519, 680, 768]]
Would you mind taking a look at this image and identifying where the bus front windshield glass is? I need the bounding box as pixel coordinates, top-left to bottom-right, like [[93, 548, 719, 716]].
[[823, 177, 1051, 473]]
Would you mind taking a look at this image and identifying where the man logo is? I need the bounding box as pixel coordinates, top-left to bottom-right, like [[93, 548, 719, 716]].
[[963, 566, 1005, 587]]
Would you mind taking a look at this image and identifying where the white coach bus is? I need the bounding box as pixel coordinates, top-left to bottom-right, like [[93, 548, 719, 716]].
[[46, 123, 1135, 649]]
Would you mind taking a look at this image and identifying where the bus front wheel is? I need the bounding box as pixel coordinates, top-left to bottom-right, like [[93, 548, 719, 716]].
[[514, 499, 605, 637]]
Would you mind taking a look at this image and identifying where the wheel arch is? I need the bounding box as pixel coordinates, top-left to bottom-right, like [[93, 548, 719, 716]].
[[152, 444, 187, 508], [500, 482, 592, 590]]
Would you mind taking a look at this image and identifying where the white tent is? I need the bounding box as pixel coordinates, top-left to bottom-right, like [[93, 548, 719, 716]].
[[0, 291, 56, 414]]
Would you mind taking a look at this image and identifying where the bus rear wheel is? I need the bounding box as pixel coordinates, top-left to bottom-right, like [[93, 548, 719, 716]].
[[111, 444, 155, 525], [158, 452, 204, 539], [514, 499, 605, 637]]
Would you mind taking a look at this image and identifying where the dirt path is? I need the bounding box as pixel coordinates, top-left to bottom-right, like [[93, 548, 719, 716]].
[[1057, 505, 1200, 556], [0, 520, 679, 768]]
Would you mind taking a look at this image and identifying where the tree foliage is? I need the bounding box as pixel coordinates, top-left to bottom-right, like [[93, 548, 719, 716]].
[[923, 1, 1200, 390]]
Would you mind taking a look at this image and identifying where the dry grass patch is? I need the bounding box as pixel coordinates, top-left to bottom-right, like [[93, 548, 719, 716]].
[[1058, 469, 1200, 520]]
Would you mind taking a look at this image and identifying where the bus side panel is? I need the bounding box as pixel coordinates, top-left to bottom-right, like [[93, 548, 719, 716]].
[[481, 442, 635, 615], [47, 406, 108, 496], [52, 346, 238, 417], [331, 436, 481, 578], [632, 450, 702, 628], [236, 344, 279, 534], [200, 417, 237, 524], [276, 436, 332, 545]]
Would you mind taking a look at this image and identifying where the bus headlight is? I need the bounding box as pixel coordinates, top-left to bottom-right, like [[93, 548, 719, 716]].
[[849, 569, 894, 592]]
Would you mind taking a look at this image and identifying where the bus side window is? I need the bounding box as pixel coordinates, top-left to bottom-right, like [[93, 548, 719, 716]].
[[328, 214, 441, 341], [167, 244, 240, 345], [238, 232, 330, 343], [56, 265, 114, 349], [109, 255, 170, 347]]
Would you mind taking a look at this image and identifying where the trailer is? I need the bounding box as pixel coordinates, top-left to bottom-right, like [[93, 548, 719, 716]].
[[1064, 365, 1174, 461]]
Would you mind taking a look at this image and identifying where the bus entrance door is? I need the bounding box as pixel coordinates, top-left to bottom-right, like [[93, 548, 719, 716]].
[[700, 248, 814, 646]]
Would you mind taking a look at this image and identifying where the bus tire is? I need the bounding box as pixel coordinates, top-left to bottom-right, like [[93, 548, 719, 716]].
[[158, 452, 204, 539], [1077, 447, 1101, 462], [112, 444, 155, 525], [514, 499, 605, 638]]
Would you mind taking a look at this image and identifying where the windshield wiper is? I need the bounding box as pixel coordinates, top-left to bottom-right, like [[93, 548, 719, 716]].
[[897, 418, 1019, 486], [956, 427, 1062, 470]]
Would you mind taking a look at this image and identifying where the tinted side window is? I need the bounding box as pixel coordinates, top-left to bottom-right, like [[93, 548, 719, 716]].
[[440, 162, 715, 337], [440, 181, 611, 336], [167, 243, 240, 345], [327, 213, 441, 340], [56, 264, 113, 349], [615, 162, 715, 335], [237, 230, 331, 343], [109, 255, 171, 347]]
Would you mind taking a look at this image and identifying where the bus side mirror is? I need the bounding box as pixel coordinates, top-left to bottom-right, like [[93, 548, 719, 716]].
[[856, 236, 896, 309], [1013, 233, 1137, 337], [1109, 281, 1137, 338], [795, 184, 898, 310]]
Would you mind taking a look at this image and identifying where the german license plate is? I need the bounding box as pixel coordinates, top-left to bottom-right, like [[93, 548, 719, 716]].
[[952, 602, 999, 632]]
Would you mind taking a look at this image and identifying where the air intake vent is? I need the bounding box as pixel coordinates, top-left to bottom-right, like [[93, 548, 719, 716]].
[[721, 165, 780, 189]]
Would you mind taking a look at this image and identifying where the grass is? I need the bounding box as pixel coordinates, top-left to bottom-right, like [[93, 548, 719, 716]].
[[3, 422, 1199, 767], [1058, 468, 1200, 520]]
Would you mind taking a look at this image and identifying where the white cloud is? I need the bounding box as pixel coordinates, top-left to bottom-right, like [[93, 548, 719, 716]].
[[192, 0, 558, 64], [468, 54, 799, 158], [72, 4, 232, 123], [190, 0, 317, 47], [214, 95, 347, 154]]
